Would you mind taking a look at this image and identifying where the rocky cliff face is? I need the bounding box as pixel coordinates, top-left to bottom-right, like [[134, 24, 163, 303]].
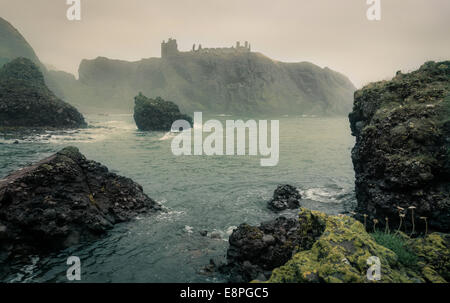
[[0, 17, 40, 67], [71, 52, 355, 115], [349, 61, 450, 233], [0, 17, 356, 115], [0, 147, 161, 261], [0, 17, 68, 98], [0, 58, 86, 129]]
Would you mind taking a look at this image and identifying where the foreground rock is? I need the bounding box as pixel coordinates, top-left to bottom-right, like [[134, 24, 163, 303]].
[[349, 61, 450, 233], [267, 184, 302, 211], [222, 208, 449, 283], [133, 93, 193, 131], [0, 147, 161, 261], [0, 58, 86, 129], [219, 211, 324, 282], [267, 209, 449, 283]]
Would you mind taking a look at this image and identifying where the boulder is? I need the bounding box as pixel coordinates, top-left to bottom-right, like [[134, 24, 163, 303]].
[[266, 209, 449, 283], [133, 93, 193, 131], [219, 210, 325, 282], [0, 146, 161, 260], [0, 57, 86, 129], [349, 61, 450, 233], [267, 184, 302, 211]]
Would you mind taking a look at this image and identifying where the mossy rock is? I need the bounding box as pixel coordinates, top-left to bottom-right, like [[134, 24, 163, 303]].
[[409, 233, 450, 282], [349, 61, 450, 233], [264, 209, 448, 283]]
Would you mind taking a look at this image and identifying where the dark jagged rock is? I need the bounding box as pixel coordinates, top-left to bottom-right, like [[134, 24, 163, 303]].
[[349, 61, 450, 233], [219, 211, 325, 282], [267, 184, 302, 211], [0, 146, 161, 261], [0, 58, 86, 129], [133, 93, 193, 131]]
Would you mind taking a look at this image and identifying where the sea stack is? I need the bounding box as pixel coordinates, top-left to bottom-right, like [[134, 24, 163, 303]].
[[133, 93, 193, 131]]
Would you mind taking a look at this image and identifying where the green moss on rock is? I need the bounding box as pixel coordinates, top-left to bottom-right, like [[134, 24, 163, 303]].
[[349, 61, 450, 233], [409, 233, 450, 282], [264, 209, 448, 283]]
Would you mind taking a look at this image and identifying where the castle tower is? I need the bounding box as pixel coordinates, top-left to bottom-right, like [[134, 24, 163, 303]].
[[161, 38, 179, 58]]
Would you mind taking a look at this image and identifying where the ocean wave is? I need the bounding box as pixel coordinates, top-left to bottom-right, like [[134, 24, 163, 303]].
[[207, 226, 237, 241], [155, 209, 186, 221], [7, 255, 40, 283], [300, 186, 349, 204]]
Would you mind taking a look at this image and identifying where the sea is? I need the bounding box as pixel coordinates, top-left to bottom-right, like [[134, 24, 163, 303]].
[[0, 113, 356, 282]]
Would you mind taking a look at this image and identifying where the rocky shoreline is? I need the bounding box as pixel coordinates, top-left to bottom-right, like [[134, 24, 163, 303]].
[[219, 204, 449, 283], [219, 61, 450, 283], [0, 60, 448, 284]]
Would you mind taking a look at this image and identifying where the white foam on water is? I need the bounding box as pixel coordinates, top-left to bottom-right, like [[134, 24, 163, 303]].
[[159, 132, 175, 141], [184, 225, 194, 234], [156, 209, 186, 221], [300, 187, 346, 203], [225, 226, 237, 235], [208, 226, 237, 241]]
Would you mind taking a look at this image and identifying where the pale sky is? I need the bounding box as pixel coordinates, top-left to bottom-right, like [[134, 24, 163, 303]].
[[0, 0, 449, 87]]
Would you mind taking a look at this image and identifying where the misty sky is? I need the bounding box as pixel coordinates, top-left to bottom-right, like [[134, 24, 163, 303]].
[[0, 0, 449, 87]]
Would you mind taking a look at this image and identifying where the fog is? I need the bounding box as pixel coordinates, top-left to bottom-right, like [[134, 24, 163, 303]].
[[0, 0, 449, 87]]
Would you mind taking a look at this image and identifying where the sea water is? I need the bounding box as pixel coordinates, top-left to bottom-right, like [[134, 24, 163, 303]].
[[0, 114, 356, 282]]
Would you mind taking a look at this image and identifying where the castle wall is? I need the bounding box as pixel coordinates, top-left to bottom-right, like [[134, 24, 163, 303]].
[[162, 39, 251, 57]]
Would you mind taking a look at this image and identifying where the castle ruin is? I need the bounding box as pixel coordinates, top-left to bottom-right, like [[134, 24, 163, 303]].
[[161, 38, 251, 58]]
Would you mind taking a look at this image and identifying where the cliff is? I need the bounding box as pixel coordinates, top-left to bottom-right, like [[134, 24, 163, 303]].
[[0, 17, 67, 98], [0, 17, 40, 67], [349, 61, 450, 233], [0, 18, 356, 115], [71, 52, 355, 115]]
